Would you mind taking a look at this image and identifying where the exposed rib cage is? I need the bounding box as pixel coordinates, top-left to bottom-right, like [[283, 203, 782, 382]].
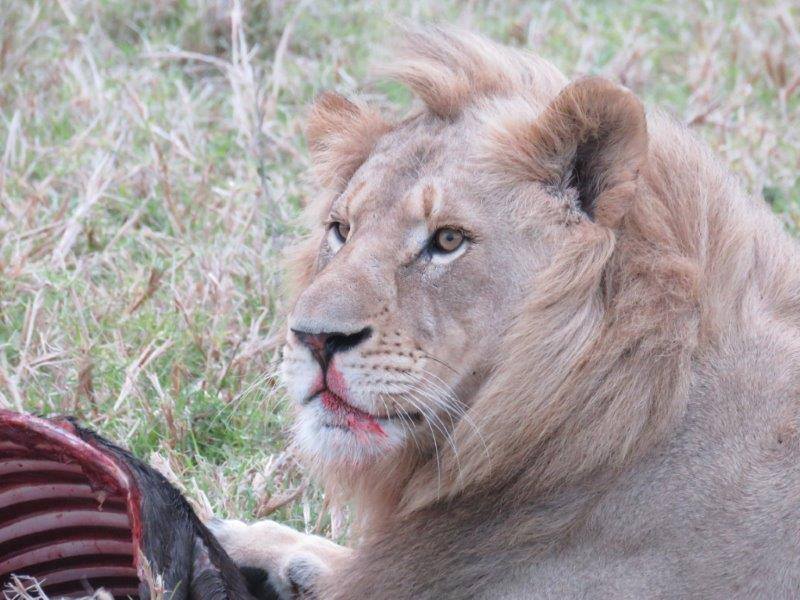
[[0, 415, 141, 599]]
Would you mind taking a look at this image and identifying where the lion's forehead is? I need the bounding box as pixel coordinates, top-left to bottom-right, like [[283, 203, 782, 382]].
[[344, 177, 437, 223], [343, 172, 482, 239], [339, 115, 478, 214]]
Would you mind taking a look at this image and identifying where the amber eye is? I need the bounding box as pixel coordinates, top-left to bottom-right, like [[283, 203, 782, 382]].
[[432, 228, 465, 253], [331, 221, 350, 243]]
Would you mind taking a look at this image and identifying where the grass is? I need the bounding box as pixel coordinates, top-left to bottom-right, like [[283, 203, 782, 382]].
[[0, 0, 798, 594]]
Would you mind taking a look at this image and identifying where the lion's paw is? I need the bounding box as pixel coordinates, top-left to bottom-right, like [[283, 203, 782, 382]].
[[208, 518, 342, 599]]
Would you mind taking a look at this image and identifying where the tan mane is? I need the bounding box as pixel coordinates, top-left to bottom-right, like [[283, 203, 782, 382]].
[[394, 30, 800, 512], [290, 26, 800, 533], [379, 25, 566, 119]]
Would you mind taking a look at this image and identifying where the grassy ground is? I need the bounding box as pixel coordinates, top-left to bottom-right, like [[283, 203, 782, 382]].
[[1, 0, 798, 590]]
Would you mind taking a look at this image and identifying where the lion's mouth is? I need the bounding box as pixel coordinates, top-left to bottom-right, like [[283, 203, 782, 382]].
[[319, 390, 387, 436], [315, 390, 421, 435]]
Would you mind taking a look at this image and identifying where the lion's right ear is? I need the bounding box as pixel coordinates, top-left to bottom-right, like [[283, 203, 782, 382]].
[[306, 92, 391, 190], [485, 77, 647, 228]]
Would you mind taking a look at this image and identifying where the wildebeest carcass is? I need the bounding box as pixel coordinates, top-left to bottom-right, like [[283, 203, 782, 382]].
[[0, 409, 278, 600]]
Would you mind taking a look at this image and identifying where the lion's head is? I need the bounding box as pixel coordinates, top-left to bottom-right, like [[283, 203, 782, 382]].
[[280, 26, 688, 515]]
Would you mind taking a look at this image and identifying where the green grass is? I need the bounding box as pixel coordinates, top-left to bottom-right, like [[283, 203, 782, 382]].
[[1, 0, 798, 580]]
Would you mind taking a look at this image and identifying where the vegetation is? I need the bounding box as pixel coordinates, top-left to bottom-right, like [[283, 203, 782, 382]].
[[1, 2, 797, 594]]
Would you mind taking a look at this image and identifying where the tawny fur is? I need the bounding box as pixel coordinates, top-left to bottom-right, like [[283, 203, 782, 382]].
[[217, 26, 800, 599], [306, 91, 392, 191]]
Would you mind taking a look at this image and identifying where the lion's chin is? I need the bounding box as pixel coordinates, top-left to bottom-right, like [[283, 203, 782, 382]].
[[293, 402, 408, 468]]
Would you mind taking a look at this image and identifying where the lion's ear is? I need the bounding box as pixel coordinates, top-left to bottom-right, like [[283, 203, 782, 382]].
[[489, 77, 647, 228], [306, 92, 391, 190]]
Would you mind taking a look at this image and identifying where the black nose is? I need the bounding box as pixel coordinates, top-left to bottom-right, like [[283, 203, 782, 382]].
[[291, 326, 372, 368]]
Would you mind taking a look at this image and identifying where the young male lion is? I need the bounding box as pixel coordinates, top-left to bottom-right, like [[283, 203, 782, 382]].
[[211, 26, 800, 598]]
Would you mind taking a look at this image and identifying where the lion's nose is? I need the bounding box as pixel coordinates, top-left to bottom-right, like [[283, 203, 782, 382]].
[[291, 326, 372, 368]]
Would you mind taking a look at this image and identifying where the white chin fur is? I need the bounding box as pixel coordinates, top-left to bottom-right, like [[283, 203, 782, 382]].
[[282, 345, 410, 465], [293, 403, 407, 466]]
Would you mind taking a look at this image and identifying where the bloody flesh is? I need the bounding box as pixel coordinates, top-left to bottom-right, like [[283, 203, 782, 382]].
[[0, 411, 141, 598], [0, 410, 278, 600]]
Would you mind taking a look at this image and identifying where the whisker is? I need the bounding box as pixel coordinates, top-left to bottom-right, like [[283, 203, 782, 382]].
[[417, 350, 460, 375], [403, 381, 465, 485], [407, 368, 491, 465], [400, 391, 443, 499], [379, 390, 423, 456], [208, 365, 281, 422]]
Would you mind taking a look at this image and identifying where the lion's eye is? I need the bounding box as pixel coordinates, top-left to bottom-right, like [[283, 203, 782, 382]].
[[328, 221, 350, 251], [432, 228, 464, 253], [333, 222, 350, 242]]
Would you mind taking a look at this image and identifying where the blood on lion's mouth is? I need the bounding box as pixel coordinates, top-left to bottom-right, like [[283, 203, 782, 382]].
[[319, 390, 387, 436]]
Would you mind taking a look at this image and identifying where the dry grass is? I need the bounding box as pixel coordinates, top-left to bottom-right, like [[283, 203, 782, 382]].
[[1, 0, 798, 596]]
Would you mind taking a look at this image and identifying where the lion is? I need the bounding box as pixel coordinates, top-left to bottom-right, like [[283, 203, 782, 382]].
[[211, 26, 800, 599]]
